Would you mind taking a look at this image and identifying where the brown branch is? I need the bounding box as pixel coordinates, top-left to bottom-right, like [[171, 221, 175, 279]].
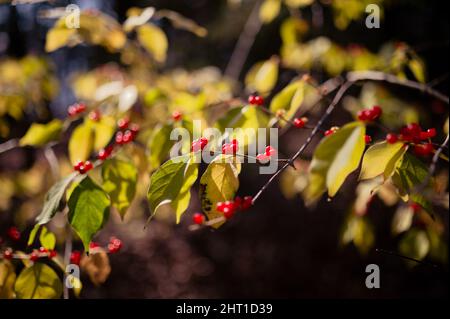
[[224, 1, 262, 80], [0, 138, 19, 154], [347, 71, 449, 104]]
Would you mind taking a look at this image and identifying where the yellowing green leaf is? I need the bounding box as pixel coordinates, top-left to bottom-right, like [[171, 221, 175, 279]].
[[284, 0, 314, 8], [340, 213, 375, 255], [392, 153, 429, 201], [45, 27, 77, 52], [137, 24, 168, 63], [147, 154, 198, 222], [359, 141, 407, 181], [68, 176, 110, 251], [147, 123, 175, 169], [90, 116, 116, 151], [305, 122, 366, 203], [0, 260, 16, 299], [259, 0, 281, 24], [69, 122, 94, 165], [102, 159, 138, 219], [14, 263, 62, 299], [19, 119, 63, 147], [408, 58, 426, 83], [245, 58, 279, 95], [39, 227, 56, 250], [399, 229, 430, 262], [156, 10, 208, 37], [269, 79, 305, 119], [199, 155, 241, 228]]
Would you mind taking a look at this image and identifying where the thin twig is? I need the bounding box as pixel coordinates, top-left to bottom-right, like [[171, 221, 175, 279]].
[[0, 138, 19, 154], [43, 146, 60, 179], [375, 248, 441, 269], [224, 1, 262, 80], [252, 81, 354, 203]]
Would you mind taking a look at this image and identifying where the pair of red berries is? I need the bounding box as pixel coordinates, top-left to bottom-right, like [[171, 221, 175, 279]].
[[293, 117, 308, 128], [172, 111, 182, 122], [7, 226, 20, 241], [67, 102, 86, 117], [191, 137, 208, 152], [222, 139, 238, 155], [248, 94, 264, 106], [108, 237, 122, 254], [357, 106, 382, 122], [256, 146, 277, 162], [216, 196, 253, 219], [70, 250, 82, 265], [74, 160, 93, 174], [29, 247, 57, 262], [97, 145, 114, 160]]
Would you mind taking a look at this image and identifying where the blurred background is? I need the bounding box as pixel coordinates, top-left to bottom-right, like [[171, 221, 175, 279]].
[[0, 0, 448, 298]]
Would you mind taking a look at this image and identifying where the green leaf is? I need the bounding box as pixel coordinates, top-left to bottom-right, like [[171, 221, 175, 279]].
[[19, 119, 63, 147], [392, 153, 429, 200], [90, 116, 116, 151], [69, 122, 94, 165], [39, 227, 56, 250], [147, 123, 175, 169], [408, 58, 426, 83], [259, 0, 281, 24], [215, 105, 269, 148], [68, 176, 110, 251], [340, 213, 375, 255], [245, 57, 279, 96], [27, 224, 41, 246], [305, 122, 366, 203], [137, 24, 168, 63], [359, 141, 407, 181], [102, 159, 138, 219], [147, 154, 198, 222], [14, 263, 63, 299], [199, 155, 241, 228], [269, 79, 305, 119], [35, 172, 78, 225], [399, 229, 430, 262], [0, 260, 16, 299]]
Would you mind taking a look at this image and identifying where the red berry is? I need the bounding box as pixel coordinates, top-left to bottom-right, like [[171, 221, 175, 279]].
[[192, 213, 205, 225], [70, 250, 81, 265], [84, 161, 93, 171], [371, 106, 382, 118], [89, 242, 99, 250], [191, 137, 208, 152], [265, 146, 276, 156], [7, 226, 20, 241], [248, 95, 264, 106], [410, 202, 421, 212], [3, 248, 13, 260], [115, 131, 124, 144], [223, 208, 234, 219], [129, 123, 140, 135], [76, 103, 86, 113], [172, 111, 182, 121], [293, 118, 305, 128], [89, 110, 101, 121], [324, 130, 333, 136], [30, 250, 39, 262], [242, 196, 253, 210], [117, 117, 130, 130], [414, 143, 434, 157], [233, 196, 242, 210], [74, 160, 83, 171], [365, 135, 372, 144], [386, 133, 398, 144], [97, 146, 113, 160], [357, 110, 368, 121], [38, 247, 48, 254], [78, 164, 86, 174], [48, 250, 57, 258], [108, 237, 122, 254], [68, 105, 77, 116], [123, 130, 133, 143]]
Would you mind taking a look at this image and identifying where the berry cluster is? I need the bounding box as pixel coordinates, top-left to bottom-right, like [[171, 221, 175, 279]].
[[172, 110, 182, 122], [191, 137, 208, 152], [222, 139, 238, 155], [97, 145, 114, 160], [293, 117, 308, 128], [115, 118, 139, 145], [357, 106, 382, 121], [385, 123, 437, 156], [74, 160, 93, 174], [248, 94, 264, 106], [1, 247, 57, 261], [324, 126, 339, 136], [216, 196, 253, 219], [364, 135, 372, 144], [256, 146, 277, 162], [67, 102, 86, 117]]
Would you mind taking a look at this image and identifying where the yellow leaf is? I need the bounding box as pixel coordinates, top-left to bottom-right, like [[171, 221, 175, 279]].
[[45, 28, 77, 52], [69, 122, 94, 165], [245, 57, 279, 95], [408, 58, 426, 83], [20, 119, 63, 147], [137, 24, 168, 63], [14, 263, 62, 299], [284, 0, 314, 8], [199, 155, 241, 228], [0, 260, 16, 299], [90, 116, 116, 151], [359, 141, 407, 181], [259, 0, 281, 24]]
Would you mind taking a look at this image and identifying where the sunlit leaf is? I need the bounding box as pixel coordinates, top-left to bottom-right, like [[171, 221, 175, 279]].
[[340, 212, 375, 255], [147, 123, 175, 169], [68, 176, 110, 251], [392, 153, 429, 201], [259, 0, 281, 24], [408, 57, 426, 83], [245, 57, 279, 95], [19, 119, 63, 147], [398, 229, 430, 262], [200, 155, 241, 228], [102, 159, 138, 219], [0, 260, 16, 299], [137, 24, 168, 63], [90, 116, 116, 151], [156, 9, 208, 37], [391, 205, 414, 235], [39, 227, 56, 250], [305, 122, 366, 203], [359, 141, 407, 181], [14, 263, 62, 299], [284, 0, 314, 8], [69, 122, 95, 165], [269, 79, 305, 119]]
